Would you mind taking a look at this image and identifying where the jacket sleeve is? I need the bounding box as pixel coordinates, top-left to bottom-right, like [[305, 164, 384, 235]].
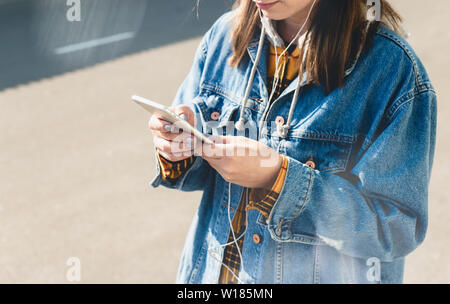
[[267, 89, 437, 262], [149, 28, 214, 192]]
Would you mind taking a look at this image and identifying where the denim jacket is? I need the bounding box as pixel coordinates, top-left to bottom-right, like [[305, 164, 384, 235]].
[[150, 11, 437, 284]]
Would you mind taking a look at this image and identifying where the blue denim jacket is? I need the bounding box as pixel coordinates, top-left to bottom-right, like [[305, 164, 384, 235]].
[[151, 11, 437, 284]]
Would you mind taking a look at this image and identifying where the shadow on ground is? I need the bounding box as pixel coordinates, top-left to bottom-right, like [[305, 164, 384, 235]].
[[0, 0, 232, 91]]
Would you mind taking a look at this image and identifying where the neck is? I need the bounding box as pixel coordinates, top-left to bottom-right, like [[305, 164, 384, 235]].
[[277, 4, 313, 43]]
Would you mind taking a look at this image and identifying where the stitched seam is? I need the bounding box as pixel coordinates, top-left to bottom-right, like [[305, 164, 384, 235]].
[[276, 242, 283, 284], [376, 30, 422, 85], [288, 166, 314, 223], [387, 87, 436, 122], [387, 84, 433, 119], [200, 83, 239, 105], [285, 132, 356, 144], [341, 141, 353, 173], [314, 245, 320, 284], [188, 244, 207, 283], [200, 83, 265, 115], [289, 235, 326, 246]]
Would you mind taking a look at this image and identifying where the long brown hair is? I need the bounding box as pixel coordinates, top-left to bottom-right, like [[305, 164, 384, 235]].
[[228, 0, 403, 94]]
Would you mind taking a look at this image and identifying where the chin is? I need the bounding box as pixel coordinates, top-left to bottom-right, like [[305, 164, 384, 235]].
[[261, 10, 289, 21]]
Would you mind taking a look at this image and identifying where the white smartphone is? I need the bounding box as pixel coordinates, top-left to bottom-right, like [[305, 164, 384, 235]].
[[132, 95, 214, 145]]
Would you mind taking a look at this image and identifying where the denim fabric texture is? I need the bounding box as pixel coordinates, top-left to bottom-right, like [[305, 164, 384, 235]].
[[150, 11, 437, 284]]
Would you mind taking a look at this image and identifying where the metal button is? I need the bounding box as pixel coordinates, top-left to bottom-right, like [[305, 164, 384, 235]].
[[253, 234, 261, 244], [305, 160, 316, 169], [275, 219, 283, 237], [306, 155, 316, 169], [210, 111, 221, 121], [275, 116, 285, 126], [275, 226, 282, 237]]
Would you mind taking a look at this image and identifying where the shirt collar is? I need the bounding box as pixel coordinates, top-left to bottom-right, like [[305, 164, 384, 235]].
[[256, 16, 360, 78]]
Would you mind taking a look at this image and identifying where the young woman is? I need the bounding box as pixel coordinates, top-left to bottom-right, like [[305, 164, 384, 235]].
[[149, 0, 436, 284]]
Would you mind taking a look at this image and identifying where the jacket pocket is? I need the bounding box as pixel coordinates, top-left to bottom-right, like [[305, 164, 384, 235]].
[[192, 92, 240, 136], [281, 131, 355, 174]]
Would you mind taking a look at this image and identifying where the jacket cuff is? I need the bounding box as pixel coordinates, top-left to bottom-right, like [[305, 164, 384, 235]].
[[156, 152, 196, 185], [150, 148, 168, 188], [149, 147, 210, 191], [266, 156, 315, 241]]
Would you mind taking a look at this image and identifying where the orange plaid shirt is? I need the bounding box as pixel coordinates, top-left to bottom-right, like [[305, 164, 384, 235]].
[[157, 43, 301, 283]]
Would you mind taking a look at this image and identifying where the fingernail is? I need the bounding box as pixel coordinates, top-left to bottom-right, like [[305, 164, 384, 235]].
[[164, 124, 172, 131], [180, 114, 187, 121]]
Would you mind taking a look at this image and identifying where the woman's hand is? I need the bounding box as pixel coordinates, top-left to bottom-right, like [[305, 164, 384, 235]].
[[149, 105, 196, 162], [202, 136, 283, 189]]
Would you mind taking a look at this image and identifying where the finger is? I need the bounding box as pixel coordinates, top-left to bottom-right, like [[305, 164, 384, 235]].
[[169, 106, 196, 135], [201, 141, 226, 159], [154, 129, 196, 143], [201, 135, 236, 159], [158, 149, 195, 162], [170, 105, 195, 127], [153, 136, 194, 155], [208, 135, 227, 144], [166, 130, 195, 144], [149, 114, 174, 133], [150, 114, 195, 141]]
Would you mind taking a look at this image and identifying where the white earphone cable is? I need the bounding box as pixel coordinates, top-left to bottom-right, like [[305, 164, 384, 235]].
[[226, 181, 246, 282], [265, 0, 317, 103], [208, 182, 248, 284], [210, 1, 318, 283]]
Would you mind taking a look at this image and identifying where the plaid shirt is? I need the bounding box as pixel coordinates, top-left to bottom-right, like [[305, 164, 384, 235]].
[[157, 43, 300, 284], [157, 153, 197, 184]]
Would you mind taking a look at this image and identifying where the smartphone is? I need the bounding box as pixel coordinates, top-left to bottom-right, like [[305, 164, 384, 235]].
[[132, 95, 214, 145]]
